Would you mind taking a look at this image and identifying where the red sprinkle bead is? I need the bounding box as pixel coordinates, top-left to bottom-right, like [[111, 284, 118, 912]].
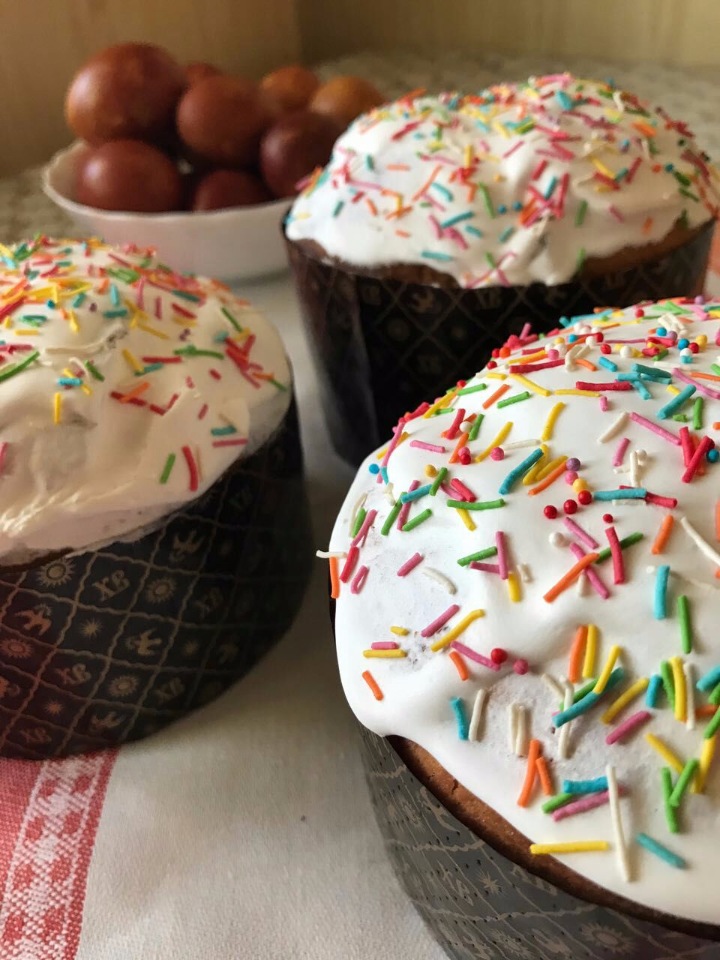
[[491, 647, 508, 665], [487, 359, 497, 369], [543, 505, 558, 519], [689, 342, 699, 354], [600, 343, 612, 354], [603, 513, 614, 523], [563, 499, 578, 515], [513, 658, 529, 676], [578, 490, 593, 505], [635, 308, 645, 318], [458, 447, 471, 465]]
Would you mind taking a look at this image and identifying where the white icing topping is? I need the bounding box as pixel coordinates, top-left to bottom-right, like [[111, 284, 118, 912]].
[[287, 74, 719, 288], [0, 238, 291, 564], [331, 298, 720, 924]]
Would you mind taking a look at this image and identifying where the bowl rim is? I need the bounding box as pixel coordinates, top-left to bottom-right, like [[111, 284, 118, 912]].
[[42, 140, 292, 224]]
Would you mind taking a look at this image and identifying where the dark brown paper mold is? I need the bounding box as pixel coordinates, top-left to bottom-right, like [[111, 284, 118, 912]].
[[0, 400, 311, 760], [360, 728, 720, 960], [286, 223, 714, 465]]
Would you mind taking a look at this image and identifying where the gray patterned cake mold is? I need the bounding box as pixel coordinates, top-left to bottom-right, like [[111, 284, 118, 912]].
[[360, 728, 720, 960], [0, 401, 311, 760], [286, 223, 713, 466]]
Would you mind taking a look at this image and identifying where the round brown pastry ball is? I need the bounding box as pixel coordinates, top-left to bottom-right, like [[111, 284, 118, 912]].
[[176, 75, 276, 166], [65, 42, 186, 144], [260, 110, 342, 198], [260, 64, 320, 114], [184, 61, 223, 86], [191, 169, 272, 210], [309, 76, 384, 128], [76, 140, 183, 213]]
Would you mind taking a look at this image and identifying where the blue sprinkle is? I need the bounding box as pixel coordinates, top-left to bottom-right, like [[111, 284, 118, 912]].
[[636, 832, 686, 869], [598, 356, 618, 372], [498, 447, 544, 496], [139, 362, 163, 375], [593, 488, 647, 501], [211, 425, 237, 437], [698, 666, 720, 692], [400, 484, 432, 503], [71, 293, 86, 308], [555, 90, 574, 110], [46, 300, 56, 309], [451, 697, 469, 740], [646, 674, 663, 707], [512, 200, 523, 211], [110, 284, 121, 307], [654, 565, 670, 619], [553, 670, 624, 727], [708, 449, 719, 463], [441, 211, 474, 229], [496, 204, 507, 214], [657, 384, 696, 419], [562, 777, 609, 795], [632, 363, 671, 382], [567, 333, 578, 343], [465, 225, 484, 238], [103, 308, 129, 319], [57, 377, 82, 387], [369, 463, 380, 475], [544, 176, 558, 199], [678, 338, 689, 349], [664, 163, 675, 172], [656, 327, 667, 337], [499, 226, 515, 243], [380, 466, 389, 484]]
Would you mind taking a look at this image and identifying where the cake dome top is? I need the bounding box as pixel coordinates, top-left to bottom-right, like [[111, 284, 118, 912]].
[[0, 237, 290, 564], [330, 295, 720, 923], [287, 73, 719, 288]]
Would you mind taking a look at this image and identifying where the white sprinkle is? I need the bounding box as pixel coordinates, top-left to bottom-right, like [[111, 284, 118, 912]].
[[315, 550, 348, 559], [564, 342, 589, 370], [620, 345, 633, 359], [350, 493, 367, 530], [558, 683, 574, 760], [680, 516, 720, 569], [384, 483, 396, 504], [518, 562, 533, 583], [685, 662, 696, 732], [542, 673, 564, 698], [549, 531, 568, 548], [515, 704, 529, 757], [468, 689, 488, 742], [422, 568, 457, 594], [607, 764, 631, 882], [612, 90, 626, 113], [503, 438, 542, 450], [597, 411, 629, 443], [509, 704, 519, 752], [629, 449, 640, 488], [576, 571, 590, 596], [645, 563, 719, 592]]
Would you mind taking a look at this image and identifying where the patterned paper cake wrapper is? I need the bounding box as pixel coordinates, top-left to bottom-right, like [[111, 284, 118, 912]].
[[360, 728, 720, 960], [0, 400, 311, 760], [286, 223, 714, 465]]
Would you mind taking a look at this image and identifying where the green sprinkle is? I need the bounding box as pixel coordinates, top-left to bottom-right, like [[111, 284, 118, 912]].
[[430, 467, 447, 496], [221, 306, 242, 332], [85, 361, 105, 382], [692, 396, 704, 431], [660, 660, 676, 709], [352, 507, 367, 539], [402, 508, 432, 532], [669, 758, 699, 807], [457, 547, 498, 567], [576, 247, 587, 272], [333, 200, 345, 217], [159, 453, 176, 484], [703, 705, 720, 740], [0, 349, 40, 383], [485, 251, 497, 269], [468, 413, 484, 442], [542, 793, 574, 814], [381, 500, 403, 535], [661, 768, 679, 833], [595, 531, 644, 563], [456, 382, 487, 396], [465, 225, 484, 238], [677, 595, 692, 654], [446, 498, 506, 511], [679, 188, 700, 202], [672, 414, 689, 423], [174, 346, 225, 359], [709, 682, 720, 706], [270, 377, 288, 392], [497, 391, 531, 408], [479, 183, 495, 219], [499, 226, 515, 243], [711, 364, 720, 377]]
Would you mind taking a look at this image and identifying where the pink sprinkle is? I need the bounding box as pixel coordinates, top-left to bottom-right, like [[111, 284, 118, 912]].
[[397, 479, 420, 530], [519, 323, 532, 340], [186, 376, 195, 389], [490, 447, 505, 461], [612, 437, 630, 467], [563, 517, 599, 549], [339, 545, 359, 583], [510, 360, 564, 374], [154, 295, 162, 319], [450, 478, 476, 502], [569, 543, 610, 599], [606, 710, 653, 745], [397, 552, 423, 577], [673, 367, 720, 400], [383, 418, 408, 469], [450, 640, 500, 671], [0, 442, 8, 475], [605, 525, 625, 585], [608, 204, 624, 223], [442, 407, 466, 440], [371, 642, 399, 650], [682, 436, 714, 483], [410, 440, 447, 453], [469, 562, 501, 574], [211, 438, 248, 448], [197, 404, 208, 420], [644, 492, 678, 508], [513, 658, 529, 675], [531, 159, 548, 180], [599, 396, 609, 412], [351, 565, 369, 594], [553, 786, 628, 821], [630, 412, 681, 446], [209, 369, 222, 380], [502, 141, 524, 159], [352, 509, 378, 548], [495, 531, 509, 581], [421, 604, 460, 638], [679, 426, 693, 468]]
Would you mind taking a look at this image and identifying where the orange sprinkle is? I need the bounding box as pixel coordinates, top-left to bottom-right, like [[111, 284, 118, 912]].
[[482, 383, 510, 409], [362, 670, 383, 701], [365, 198, 378, 216], [395, 230, 411, 238], [386, 163, 412, 171], [544, 553, 599, 603], [329, 556, 340, 600], [119, 381, 150, 402], [568, 626, 588, 683], [536, 755, 554, 796], [651, 514, 675, 555], [642, 217, 654, 234], [693, 372, 720, 383], [517, 739, 542, 807], [528, 460, 567, 496], [633, 120, 657, 138], [95, 277, 110, 294], [575, 357, 597, 372], [385, 206, 413, 220], [412, 164, 442, 201], [449, 650, 469, 681], [449, 431, 470, 464], [696, 704, 719, 718], [713, 422, 720, 430]]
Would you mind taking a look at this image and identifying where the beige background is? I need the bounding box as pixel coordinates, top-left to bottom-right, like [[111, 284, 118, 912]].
[[0, 0, 719, 176]]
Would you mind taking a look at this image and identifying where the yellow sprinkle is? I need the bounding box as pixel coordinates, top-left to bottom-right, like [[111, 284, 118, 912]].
[[602, 677, 649, 724], [68, 309, 80, 333], [476, 422, 512, 462], [390, 626, 409, 636], [508, 349, 546, 366], [53, 392, 62, 425], [530, 841, 610, 855], [645, 733, 685, 774], [463, 144, 473, 168], [696, 736, 716, 793], [484, 371, 507, 380], [594, 645, 622, 694], [455, 507, 476, 531], [670, 657, 687, 722], [425, 464, 437, 478], [0, 242, 16, 260], [666, 384, 680, 395], [536, 455, 567, 481], [80, 383, 92, 397], [583, 624, 598, 679], [554, 389, 600, 398], [507, 571, 521, 602], [121, 349, 143, 374], [430, 609, 485, 652], [376, 446, 388, 460], [13, 329, 39, 335], [541, 402, 565, 441], [138, 320, 171, 340], [171, 315, 197, 327], [510, 373, 551, 397], [591, 157, 616, 179], [572, 478, 589, 492], [522, 445, 548, 485], [423, 389, 458, 418], [363, 649, 407, 659]]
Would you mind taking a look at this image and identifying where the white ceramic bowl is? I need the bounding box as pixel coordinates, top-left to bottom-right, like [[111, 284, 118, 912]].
[[42, 141, 292, 282]]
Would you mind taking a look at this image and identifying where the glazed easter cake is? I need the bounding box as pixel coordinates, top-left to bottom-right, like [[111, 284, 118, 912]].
[[287, 73, 719, 463], [0, 237, 310, 759], [329, 297, 720, 956]]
